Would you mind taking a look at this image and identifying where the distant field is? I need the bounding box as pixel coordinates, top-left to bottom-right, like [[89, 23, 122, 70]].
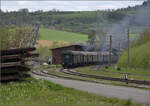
[[36, 40, 70, 47], [39, 28, 88, 42]]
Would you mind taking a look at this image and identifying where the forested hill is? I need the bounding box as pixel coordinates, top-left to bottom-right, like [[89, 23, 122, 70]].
[[0, 1, 149, 34]]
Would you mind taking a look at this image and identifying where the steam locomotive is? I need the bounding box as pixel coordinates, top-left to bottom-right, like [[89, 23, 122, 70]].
[[61, 50, 118, 68]]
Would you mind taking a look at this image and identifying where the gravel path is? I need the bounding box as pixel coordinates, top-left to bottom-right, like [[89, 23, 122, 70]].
[[32, 73, 150, 104]]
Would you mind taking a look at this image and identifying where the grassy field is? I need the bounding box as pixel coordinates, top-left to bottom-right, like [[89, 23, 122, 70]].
[[39, 28, 88, 42], [39, 28, 138, 42], [0, 77, 143, 106]]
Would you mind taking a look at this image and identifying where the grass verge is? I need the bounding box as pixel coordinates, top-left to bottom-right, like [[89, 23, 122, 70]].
[[0, 77, 145, 106]]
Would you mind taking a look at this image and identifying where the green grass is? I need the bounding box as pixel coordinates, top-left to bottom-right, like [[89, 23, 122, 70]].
[[118, 42, 150, 69], [39, 28, 139, 43], [39, 28, 88, 42], [0, 77, 144, 106]]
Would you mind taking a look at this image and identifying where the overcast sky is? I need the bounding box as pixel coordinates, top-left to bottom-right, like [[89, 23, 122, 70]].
[[1, 1, 146, 12]]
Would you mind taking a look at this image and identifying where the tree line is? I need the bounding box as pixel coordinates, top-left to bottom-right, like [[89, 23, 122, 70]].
[[0, 1, 147, 35]]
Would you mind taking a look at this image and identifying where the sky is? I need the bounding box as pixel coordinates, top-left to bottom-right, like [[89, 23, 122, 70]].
[[1, 0, 146, 12]]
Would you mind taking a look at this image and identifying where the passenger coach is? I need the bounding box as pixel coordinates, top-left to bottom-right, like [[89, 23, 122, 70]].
[[61, 50, 118, 68]]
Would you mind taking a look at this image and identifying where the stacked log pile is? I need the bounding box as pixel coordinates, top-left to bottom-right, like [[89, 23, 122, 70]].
[[0, 47, 39, 82]]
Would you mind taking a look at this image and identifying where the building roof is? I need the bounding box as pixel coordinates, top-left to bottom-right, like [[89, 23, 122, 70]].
[[51, 44, 84, 50]]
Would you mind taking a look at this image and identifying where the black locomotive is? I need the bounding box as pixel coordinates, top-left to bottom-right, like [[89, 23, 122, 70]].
[[61, 50, 118, 68]]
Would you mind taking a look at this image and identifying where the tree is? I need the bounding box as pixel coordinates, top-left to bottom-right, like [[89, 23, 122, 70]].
[[0, 25, 34, 49], [19, 8, 29, 14], [134, 28, 150, 47], [107, 11, 126, 21], [0, 26, 11, 49], [87, 30, 96, 45]]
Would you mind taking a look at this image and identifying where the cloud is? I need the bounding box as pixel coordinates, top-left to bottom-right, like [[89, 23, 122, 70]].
[[17, 1, 30, 5]]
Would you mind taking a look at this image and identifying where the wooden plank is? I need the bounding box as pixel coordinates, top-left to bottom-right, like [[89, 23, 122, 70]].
[[0, 73, 30, 81], [1, 53, 39, 63], [0, 73, 21, 81], [1, 47, 36, 56], [1, 57, 22, 63], [1, 62, 21, 68], [1, 66, 30, 74]]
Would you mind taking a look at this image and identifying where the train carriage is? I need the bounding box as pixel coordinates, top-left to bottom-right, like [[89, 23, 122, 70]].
[[61, 50, 118, 68]]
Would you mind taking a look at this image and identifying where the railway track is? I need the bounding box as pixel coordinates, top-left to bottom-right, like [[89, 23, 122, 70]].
[[31, 62, 150, 86], [31, 69, 99, 83], [60, 69, 150, 85], [90, 65, 150, 76], [97, 69, 150, 76]]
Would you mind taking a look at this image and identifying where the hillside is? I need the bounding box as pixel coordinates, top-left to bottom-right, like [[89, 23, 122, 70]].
[[118, 29, 150, 69], [0, 1, 148, 35], [39, 28, 88, 42], [118, 42, 150, 69]]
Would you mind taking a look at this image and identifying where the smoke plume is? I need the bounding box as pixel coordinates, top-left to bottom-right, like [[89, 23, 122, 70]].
[[101, 1, 150, 51]]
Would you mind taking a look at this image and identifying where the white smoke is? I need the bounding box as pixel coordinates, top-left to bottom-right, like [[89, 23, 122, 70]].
[[101, 1, 150, 51]]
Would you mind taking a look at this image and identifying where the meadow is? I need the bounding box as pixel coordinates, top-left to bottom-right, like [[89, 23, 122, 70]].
[[39, 28, 88, 42]]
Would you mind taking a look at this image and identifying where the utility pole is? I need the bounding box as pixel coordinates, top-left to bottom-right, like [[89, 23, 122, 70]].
[[118, 42, 121, 56], [109, 35, 112, 66], [118, 42, 120, 51], [127, 28, 130, 68]]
